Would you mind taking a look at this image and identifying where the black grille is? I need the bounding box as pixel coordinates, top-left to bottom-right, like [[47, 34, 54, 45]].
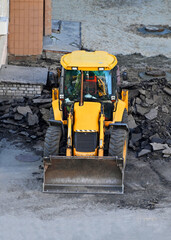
[[74, 132, 98, 152]]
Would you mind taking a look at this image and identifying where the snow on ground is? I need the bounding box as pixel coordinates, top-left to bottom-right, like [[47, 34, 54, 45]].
[[52, 0, 171, 57]]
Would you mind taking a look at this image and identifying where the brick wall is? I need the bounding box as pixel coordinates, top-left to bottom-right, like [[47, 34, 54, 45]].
[[0, 82, 43, 97], [8, 0, 43, 56], [44, 0, 52, 36]]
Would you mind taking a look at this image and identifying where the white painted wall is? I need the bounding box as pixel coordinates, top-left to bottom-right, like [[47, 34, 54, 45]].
[[0, 0, 9, 34], [0, 0, 9, 67]]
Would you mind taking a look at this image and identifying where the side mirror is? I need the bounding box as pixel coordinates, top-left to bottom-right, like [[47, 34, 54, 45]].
[[47, 71, 58, 88]]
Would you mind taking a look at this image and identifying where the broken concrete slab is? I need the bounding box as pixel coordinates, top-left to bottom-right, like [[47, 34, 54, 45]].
[[14, 113, 23, 121], [163, 87, 171, 96], [136, 104, 149, 115], [153, 95, 163, 105], [138, 149, 151, 157], [40, 108, 50, 123], [27, 113, 39, 126], [162, 148, 171, 155], [128, 89, 139, 101], [128, 139, 136, 150], [141, 102, 149, 108], [139, 94, 146, 102], [0, 99, 10, 105], [19, 131, 29, 137], [0, 65, 48, 85], [39, 103, 52, 109], [162, 105, 169, 114], [33, 98, 52, 104], [0, 113, 10, 120], [146, 98, 154, 105], [128, 114, 137, 129], [150, 143, 168, 151], [150, 137, 165, 144], [135, 98, 141, 104], [43, 20, 81, 53], [0, 105, 10, 112], [145, 108, 158, 120], [138, 89, 146, 95], [131, 133, 142, 144], [141, 140, 149, 148], [17, 106, 32, 117], [30, 135, 37, 139], [0, 119, 28, 128], [166, 139, 171, 145], [149, 133, 160, 140]]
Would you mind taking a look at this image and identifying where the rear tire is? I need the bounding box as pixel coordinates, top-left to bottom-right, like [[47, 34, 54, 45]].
[[108, 128, 128, 167], [44, 126, 62, 157], [109, 128, 128, 157]]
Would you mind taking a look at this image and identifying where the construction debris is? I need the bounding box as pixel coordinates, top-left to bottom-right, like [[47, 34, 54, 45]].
[[0, 75, 170, 159], [0, 91, 50, 142], [125, 77, 171, 158]]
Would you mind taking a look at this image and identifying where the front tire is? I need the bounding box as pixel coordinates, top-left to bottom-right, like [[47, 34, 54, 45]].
[[44, 126, 62, 157], [108, 108, 128, 167]]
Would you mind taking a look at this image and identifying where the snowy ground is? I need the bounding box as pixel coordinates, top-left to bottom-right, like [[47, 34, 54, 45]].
[[52, 0, 171, 57]]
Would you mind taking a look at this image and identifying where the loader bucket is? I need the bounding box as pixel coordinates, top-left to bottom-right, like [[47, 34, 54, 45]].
[[43, 156, 125, 194]]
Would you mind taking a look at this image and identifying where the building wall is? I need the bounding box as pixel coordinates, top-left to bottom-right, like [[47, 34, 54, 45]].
[[44, 0, 52, 36], [8, 0, 44, 56], [0, 0, 9, 67]]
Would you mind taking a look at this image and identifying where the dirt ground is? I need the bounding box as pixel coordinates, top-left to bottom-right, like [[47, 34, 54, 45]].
[[0, 0, 171, 239], [1, 73, 171, 239], [0, 134, 171, 240], [1, 50, 171, 238], [52, 0, 171, 57], [2, 56, 171, 240], [2, 38, 171, 240]]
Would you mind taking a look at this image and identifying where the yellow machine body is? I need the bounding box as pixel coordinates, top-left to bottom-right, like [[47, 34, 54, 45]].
[[43, 51, 129, 194], [73, 102, 101, 132], [61, 50, 117, 71]]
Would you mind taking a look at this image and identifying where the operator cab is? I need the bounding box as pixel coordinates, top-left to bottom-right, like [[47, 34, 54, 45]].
[[60, 51, 119, 120]]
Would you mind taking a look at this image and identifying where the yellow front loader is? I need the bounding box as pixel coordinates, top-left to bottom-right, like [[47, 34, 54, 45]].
[[43, 51, 128, 194]]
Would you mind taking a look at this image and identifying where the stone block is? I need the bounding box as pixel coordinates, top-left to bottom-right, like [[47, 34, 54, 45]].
[[10, 87, 17, 90], [18, 88, 26, 91], [27, 88, 35, 91], [15, 91, 23, 94]]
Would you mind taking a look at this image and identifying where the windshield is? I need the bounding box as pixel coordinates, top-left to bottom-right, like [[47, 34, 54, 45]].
[[64, 70, 113, 103]]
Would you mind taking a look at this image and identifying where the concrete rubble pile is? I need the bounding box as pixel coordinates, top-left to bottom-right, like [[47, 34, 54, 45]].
[[124, 77, 171, 158], [0, 77, 170, 158], [0, 90, 51, 143]]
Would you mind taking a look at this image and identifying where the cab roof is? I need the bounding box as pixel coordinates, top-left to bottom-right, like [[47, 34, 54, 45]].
[[60, 50, 117, 71]]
